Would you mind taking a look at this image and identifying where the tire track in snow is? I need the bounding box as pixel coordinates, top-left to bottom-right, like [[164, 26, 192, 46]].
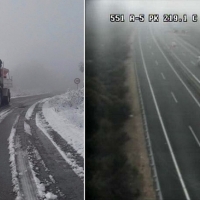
[[8, 115, 22, 200], [26, 100, 84, 179], [36, 112, 84, 180], [37, 106, 84, 179], [23, 100, 60, 199], [15, 112, 39, 200], [25, 98, 49, 121], [8, 114, 38, 200], [0, 109, 13, 123], [29, 103, 83, 199]]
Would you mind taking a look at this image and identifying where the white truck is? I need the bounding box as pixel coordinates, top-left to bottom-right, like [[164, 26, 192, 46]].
[[0, 60, 12, 106]]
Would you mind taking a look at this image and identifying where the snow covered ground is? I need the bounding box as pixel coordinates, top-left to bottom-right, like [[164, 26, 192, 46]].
[[7, 88, 84, 199], [35, 88, 84, 179], [42, 88, 84, 157]]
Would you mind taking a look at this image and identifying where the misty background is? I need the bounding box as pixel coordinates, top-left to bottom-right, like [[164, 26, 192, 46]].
[[86, 0, 200, 27], [0, 0, 84, 93]]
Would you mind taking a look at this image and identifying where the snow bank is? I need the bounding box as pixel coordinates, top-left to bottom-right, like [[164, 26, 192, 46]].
[[42, 88, 84, 157], [45, 192, 57, 200], [24, 121, 32, 135], [8, 116, 22, 200], [36, 113, 84, 179]]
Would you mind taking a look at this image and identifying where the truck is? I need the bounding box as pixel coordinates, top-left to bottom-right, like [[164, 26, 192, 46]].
[[0, 60, 12, 106]]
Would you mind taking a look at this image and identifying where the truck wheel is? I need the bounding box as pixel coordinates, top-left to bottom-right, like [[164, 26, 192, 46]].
[[4, 94, 10, 105]]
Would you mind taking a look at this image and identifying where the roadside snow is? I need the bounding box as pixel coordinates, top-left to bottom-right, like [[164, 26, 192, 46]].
[[25, 98, 49, 120], [0, 109, 13, 123], [42, 88, 84, 157], [29, 158, 46, 197], [36, 113, 84, 179], [45, 192, 57, 200], [25, 102, 39, 120], [24, 121, 32, 135], [28, 146, 58, 199], [28, 157, 58, 200], [8, 116, 22, 200]]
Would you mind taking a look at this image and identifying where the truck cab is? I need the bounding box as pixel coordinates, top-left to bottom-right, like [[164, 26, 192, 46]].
[[0, 60, 12, 106]]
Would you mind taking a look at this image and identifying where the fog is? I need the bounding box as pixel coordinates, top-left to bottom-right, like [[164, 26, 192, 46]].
[[0, 0, 84, 92], [86, 0, 200, 25], [87, 0, 200, 12]]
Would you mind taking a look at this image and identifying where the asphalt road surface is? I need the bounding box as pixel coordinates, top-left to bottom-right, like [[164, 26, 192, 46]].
[[0, 94, 83, 200], [134, 22, 200, 200]]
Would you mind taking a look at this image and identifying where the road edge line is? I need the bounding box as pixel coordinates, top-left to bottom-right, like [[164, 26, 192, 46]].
[[134, 40, 163, 200], [139, 34, 191, 200]]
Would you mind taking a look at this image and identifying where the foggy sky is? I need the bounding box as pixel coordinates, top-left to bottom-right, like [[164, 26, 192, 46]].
[[0, 0, 84, 91], [87, 1, 200, 21]]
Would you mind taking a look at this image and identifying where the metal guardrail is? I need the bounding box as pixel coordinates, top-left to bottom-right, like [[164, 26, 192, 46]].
[[134, 57, 163, 200]]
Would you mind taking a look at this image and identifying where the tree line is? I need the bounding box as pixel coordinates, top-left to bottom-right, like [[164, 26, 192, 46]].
[[86, 23, 140, 199]]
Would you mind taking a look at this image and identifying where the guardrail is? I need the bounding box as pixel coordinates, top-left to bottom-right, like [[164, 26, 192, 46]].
[[134, 55, 163, 200]]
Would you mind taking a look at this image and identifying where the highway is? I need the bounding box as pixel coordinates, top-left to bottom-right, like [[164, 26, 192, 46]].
[[134, 22, 200, 200]]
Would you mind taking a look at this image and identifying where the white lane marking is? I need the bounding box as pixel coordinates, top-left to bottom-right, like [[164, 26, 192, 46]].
[[161, 72, 166, 80], [191, 61, 195, 66], [134, 59, 163, 200], [151, 52, 154, 56], [171, 51, 200, 84], [149, 28, 191, 200], [171, 92, 178, 103], [151, 27, 200, 108], [189, 126, 200, 147], [176, 39, 197, 58], [178, 36, 200, 55], [155, 60, 158, 66]]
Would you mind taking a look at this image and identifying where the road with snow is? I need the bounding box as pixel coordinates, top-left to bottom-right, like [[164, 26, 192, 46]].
[[0, 94, 83, 200], [135, 22, 200, 200]]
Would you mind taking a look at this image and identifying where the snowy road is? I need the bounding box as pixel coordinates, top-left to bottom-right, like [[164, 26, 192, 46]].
[[0, 94, 83, 200]]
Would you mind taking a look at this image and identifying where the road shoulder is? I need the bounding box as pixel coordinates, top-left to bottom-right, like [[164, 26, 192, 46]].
[[124, 32, 156, 200]]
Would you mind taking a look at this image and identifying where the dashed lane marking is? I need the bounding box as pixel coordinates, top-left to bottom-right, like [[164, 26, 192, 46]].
[[155, 60, 158, 66], [161, 72, 166, 80], [150, 27, 191, 200], [171, 92, 178, 103], [189, 126, 200, 147]]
